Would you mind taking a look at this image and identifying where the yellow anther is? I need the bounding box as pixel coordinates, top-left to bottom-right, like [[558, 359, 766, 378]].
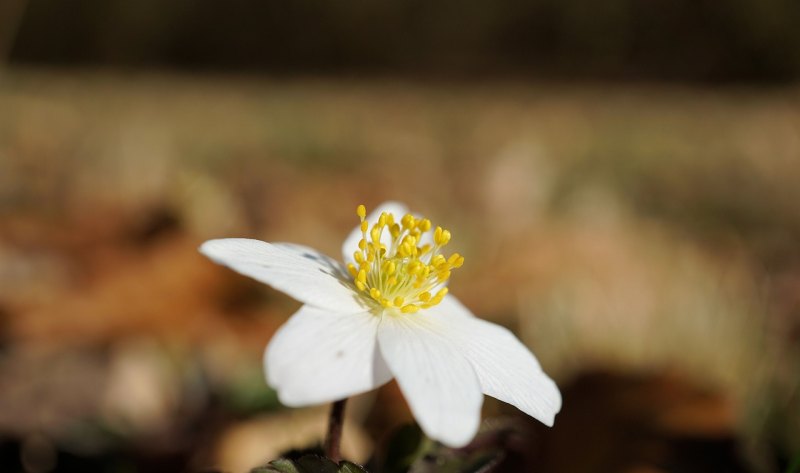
[[437, 270, 451, 283], [360, 221, 369, 233], [401, 304, 420, 314], [427, 294, 445, 306], [347, 263, 358, 278], [357, 204, 366, 219], [370, 288, 381, 299], [357, 270, 367, 284], [418, 218, 431, 232], [370, 226, 381, 243], [435, 287, 449, 298], [393, 296, 404, 307], [401, 214, 416, 229], [354, 251, 364, 264], [378, 213, 387, 227], [358, 238, 367, 250], [419, 291, 431, 302], [431, 254, 446, 268], [355, 280, 366, 291]]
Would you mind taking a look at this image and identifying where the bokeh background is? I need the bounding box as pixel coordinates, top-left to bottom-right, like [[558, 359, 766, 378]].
[[1, 1, 799, 472]]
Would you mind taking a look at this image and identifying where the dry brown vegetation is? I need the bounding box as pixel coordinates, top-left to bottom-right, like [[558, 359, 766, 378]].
[[0, 70, 798, 472]]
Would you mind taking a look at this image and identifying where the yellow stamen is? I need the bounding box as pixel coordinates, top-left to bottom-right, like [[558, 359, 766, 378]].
[[351, 204, 463, 314]]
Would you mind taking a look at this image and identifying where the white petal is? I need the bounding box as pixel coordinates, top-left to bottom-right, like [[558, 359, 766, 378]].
[[377, 312, 483, 448], [200, 238, 364, 313], [425, 296, 562, 426], [265, 305, 392, 406], [342, 201, 410, 265], [434, 291, 476, 318]]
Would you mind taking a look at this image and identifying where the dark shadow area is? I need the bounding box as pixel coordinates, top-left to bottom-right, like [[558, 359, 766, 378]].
[[7, 0, 800, 82]]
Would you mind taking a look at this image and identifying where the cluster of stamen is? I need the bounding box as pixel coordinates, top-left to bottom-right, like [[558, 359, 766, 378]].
[[347, 204, 464, 314]]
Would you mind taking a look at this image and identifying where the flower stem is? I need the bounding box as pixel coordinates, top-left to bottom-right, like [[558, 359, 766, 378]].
[[324, 398, 347, 462]]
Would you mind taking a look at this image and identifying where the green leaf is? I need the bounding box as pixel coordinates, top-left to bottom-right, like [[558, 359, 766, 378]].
[[295, 455, 340, 473], [786, 453, 800, 473], [338, 461, 369, 473], [381, 424, 428, 473], [459, 451, 505, 473], [253, 455, 364, 473], [372, 419, 520, 473], [252, 458, 300, 473]]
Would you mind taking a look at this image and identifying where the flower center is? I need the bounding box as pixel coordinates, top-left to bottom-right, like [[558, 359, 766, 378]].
[[347, 204, 464, 314]]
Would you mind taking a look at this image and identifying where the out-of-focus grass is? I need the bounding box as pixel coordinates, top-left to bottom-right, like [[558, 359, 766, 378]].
[[0, 70, 798, 471]]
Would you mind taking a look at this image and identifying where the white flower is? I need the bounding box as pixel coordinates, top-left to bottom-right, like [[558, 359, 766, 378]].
[[200, 201, 561, 447]]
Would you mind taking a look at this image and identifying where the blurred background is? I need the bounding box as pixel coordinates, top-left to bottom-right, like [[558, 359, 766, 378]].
[[1, 0, 799, 472]]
